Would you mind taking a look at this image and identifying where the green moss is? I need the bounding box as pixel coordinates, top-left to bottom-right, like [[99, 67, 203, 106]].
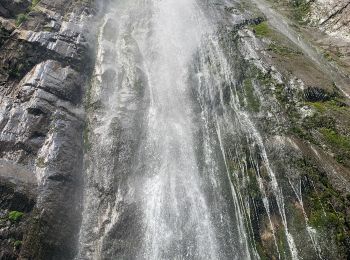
[[308, 100, 347, 113], [30, 0, 42, 11], [227, 160, 238, 173], [8, 211, 24, 222], [43, 26, 54, 32], [8, 63, 27, 79], [9, 68, 21, 78], [257, 71, 275, 86], [251, 22, 271, 37], [13, 240, 22, 248], [320, 128, 350, 151], [16, 1, 41, 26], [32, 0, 40, 6], [320, 128, 350, 164], [83, 125, 91, 151], [276, 227, 289, 258], [291, 0, 311, 24], [302, 113, 335, 130], [309, 210, 339, 228], [274, 83, 289, 105], [309, 102, 326, 113], [290, 126, 314, 142], [255, 242, 269, 260], [15, 13, 27, 27], [296, 157, 350, 254], [268, 42, 302, 57], [247, 168, 261, 199], [309, 208, 347, 244], [36, 157, 46, 168], [323, 51, 336, 62], [79, 0, 93, 4], [301, 97, 350, 165]]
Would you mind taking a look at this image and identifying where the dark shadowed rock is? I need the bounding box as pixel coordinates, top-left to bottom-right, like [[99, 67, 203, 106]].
[[303, 86, 333, 102], [0, 0, 31, 18]]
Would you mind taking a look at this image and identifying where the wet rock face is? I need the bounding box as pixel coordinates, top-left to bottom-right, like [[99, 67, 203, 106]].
[[0, 0, 95, 259]]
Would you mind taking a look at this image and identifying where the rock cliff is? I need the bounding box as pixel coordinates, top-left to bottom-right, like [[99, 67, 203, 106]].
[[0, 0, 95, 258]]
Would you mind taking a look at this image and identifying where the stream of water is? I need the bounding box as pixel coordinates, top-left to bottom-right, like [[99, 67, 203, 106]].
[[76, 0, 326, 259]]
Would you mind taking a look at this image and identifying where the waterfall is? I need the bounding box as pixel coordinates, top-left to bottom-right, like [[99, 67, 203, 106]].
[[76, 0, 327, 259]]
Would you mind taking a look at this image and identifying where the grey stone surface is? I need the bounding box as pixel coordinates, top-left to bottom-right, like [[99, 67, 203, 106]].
[[0, 0, 95, 259], [309, 0, 350, 41]]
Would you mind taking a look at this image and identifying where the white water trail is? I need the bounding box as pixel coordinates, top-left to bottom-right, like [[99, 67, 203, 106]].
[[137, 0, 219, 258], [289, 178, 323, 259], [196, 33, 299, 259]]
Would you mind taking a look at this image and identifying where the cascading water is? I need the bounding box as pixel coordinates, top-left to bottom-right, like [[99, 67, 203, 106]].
[[76, 0, 330, 259]]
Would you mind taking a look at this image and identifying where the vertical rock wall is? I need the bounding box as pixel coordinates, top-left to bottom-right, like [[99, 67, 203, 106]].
[[0, 0, 96, 259]]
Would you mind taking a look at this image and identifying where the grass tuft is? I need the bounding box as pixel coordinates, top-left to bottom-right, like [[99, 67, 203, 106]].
[[251, 22, 271, 37]]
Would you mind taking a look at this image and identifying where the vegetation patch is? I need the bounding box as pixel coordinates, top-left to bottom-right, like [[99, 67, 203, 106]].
[[32, 0, 41, 7], [302, 96, 350, 165], [83, 125, 92, 151], [295, 157, 350, 257], [8, 211, 24, 222], [308, 100, 347, 113], [320, 128, 350, 164], [36, 157, 46, 168], [243, 79, 260, 112], [239, 5, 350, 257], [255, 242, 269, 260], [13, 240, 22, 249], [251, 22, 271, 37], [302, 113, 335, 130], [320, 128, 350, 151], [15, 13, 28, 27], [290, 0, 311, 24], [268, 42, 302, 57], [15, 0, 42, 27], [274, 80, 350, 166]]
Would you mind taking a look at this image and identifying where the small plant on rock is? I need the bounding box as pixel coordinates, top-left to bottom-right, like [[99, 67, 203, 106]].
[[8, 211, 24, 222], [13, 240, 22, 249]]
